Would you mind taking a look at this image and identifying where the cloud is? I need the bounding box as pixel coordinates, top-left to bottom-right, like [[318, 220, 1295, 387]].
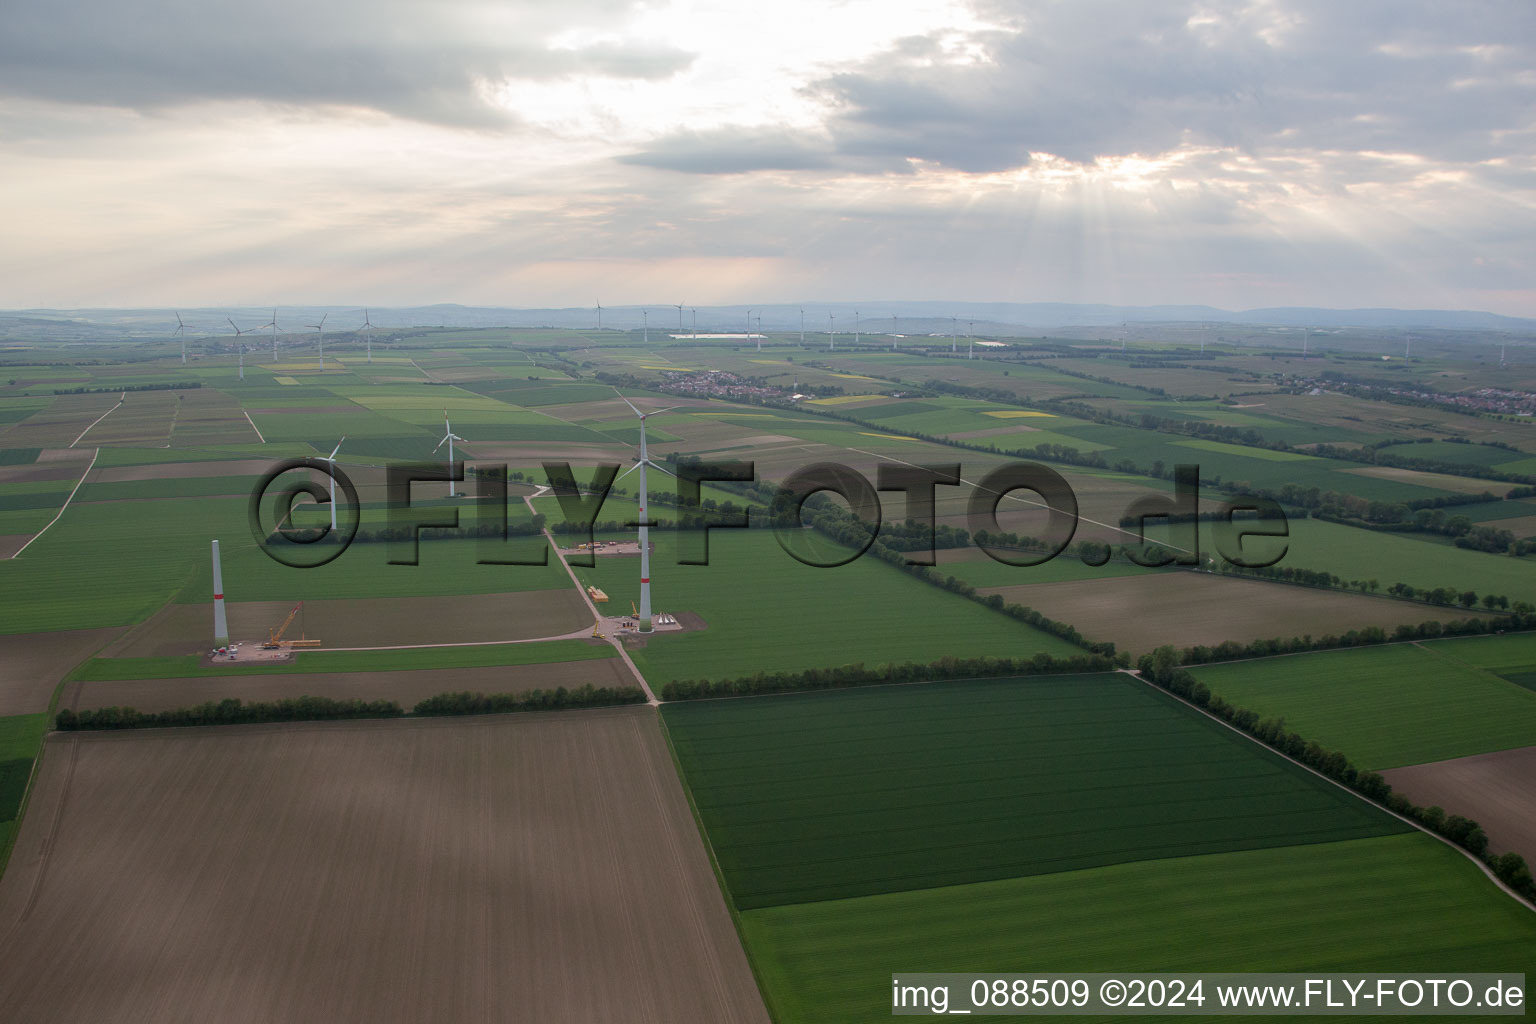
[[0, 0, 693, 127], [617, 128, 834, 173], [804, 0, 1536, 172]]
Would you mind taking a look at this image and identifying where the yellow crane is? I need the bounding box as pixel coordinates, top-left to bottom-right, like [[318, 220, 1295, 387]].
[[262, 601, 322, 648]]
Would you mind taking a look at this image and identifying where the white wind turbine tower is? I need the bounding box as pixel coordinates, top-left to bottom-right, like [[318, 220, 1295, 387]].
[[358, 308, 374, 363], [596, 300, 603, 331], [642, 309, 649, 345], [1302, 325, 1310, 358], [951, 316, 958, 353], [433, 411, 464, 498], [827, 312, 835, 350], [799, 306, 805, 346], [228, 317, 256, 380], [308, 313, 328, 369], [745, 309, 753, 343], [674, 302, 685, 334], [854, 310, 860, 346], [613, 390, 681, 634], [756, 315, 763, 350], [323, 436, 345, 532], [892, 313, 898, 350], [690, 308, 697, 339], [211, 540, 229, 646], [968, 320, 975, 359], [268, 308, 279, 361], [174, 312, 189, 364]]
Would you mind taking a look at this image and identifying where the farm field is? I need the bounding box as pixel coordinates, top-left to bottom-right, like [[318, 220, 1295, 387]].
[[1190, 644, 1536, 769], [571, 529, 1085, 684], [976, 572, 1482, 657], [1425, 632, 1536, 688], [1382, 746, 1536, 865], [661, 675, 1406, 909], [64, 655, 634, 712], [0, 709, 769, 1024], [0, 628, 124, 715], [111, 589, 591, 656], [1149, 517, 1536, 606], [740, 833, 1536, 1024], [71, 636, 614, 681]]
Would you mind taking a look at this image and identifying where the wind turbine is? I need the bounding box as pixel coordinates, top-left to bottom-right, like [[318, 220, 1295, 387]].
[[968, 320, 975, 360], [755, 315, 763, 351], [596, 300, 603, 331], [828, 312, 835, 350], [174, 312, 189, 365], [433, 411, 464, 498], [745, 309, 753, 342], [308, 313, 328, 369], [228, 317, 256, 380], [1404, 332, 1412, 359], [951, 316, 958, 353], [854, 310, 860, 346], [891, 313, 898, 350], [1302, 325, 1310, 358], [674, 302, 685, 333], [690, 307, 697, 339], [642, 309, 648, 345], [799, 306, 805, 346], [323, 436, 345, 533], [268, 308, 279, 361], [613, 390, 681, 634], [358, 308, 374, 363]]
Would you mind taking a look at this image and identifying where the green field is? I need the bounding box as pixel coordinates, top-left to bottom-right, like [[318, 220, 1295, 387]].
[[740, 833, 1536, 1024], [574, 530, 1086, 683], [1191, 644, 1536, 769], [1150, 517, 1536, 606], [71, 637, 614, 681], [662, 674, 1405, 909]]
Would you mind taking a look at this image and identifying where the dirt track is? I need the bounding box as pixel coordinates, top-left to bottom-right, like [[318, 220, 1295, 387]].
[[0, 709, 769, 1024], [0, 628, 123, 716], [65, 657, 633, 713], [1382, 745, 1536, 866]]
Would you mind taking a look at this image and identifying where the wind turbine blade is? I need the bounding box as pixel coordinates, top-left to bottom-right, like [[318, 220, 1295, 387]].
[[611, 388, 643, 416], [615, 461, 642, 481], [643, 459, 679, 479], [328, 436, 345, 460], [432, 435, 449, 454]]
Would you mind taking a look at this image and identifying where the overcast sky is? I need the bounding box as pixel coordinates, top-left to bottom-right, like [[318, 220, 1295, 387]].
[[3, 0, 1533, 314]]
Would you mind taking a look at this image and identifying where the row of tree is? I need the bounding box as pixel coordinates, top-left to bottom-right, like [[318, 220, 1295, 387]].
[[55, 684, 647, 731], [53, 381, 202, 395], [1166, 613, 1536, 667], [1139, 649, 1535, 903], [660, 651, 1119, 701]]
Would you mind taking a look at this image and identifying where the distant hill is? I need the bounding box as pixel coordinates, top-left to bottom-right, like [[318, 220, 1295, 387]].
[[4, 301, 1534, 339]]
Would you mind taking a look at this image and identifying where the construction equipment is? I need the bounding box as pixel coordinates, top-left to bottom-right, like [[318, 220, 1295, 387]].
[[631, 600, 638, 617], [262, 601, 323, 648]]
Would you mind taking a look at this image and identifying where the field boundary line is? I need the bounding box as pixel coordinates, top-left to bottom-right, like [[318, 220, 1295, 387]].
[[1121, 668, 1536, 913], [656, 711, 784, 1023], [9, 447, 99, 560], [70, 392, 124, 447], [243, 410, 266, 443]]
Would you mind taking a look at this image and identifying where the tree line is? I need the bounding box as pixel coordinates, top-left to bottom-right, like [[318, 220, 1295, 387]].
[[1161, 613, 1536, 667], [54, 684, 646, 731], [660, 651, 1119, 701], [1139, 648, 1535, 904]]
